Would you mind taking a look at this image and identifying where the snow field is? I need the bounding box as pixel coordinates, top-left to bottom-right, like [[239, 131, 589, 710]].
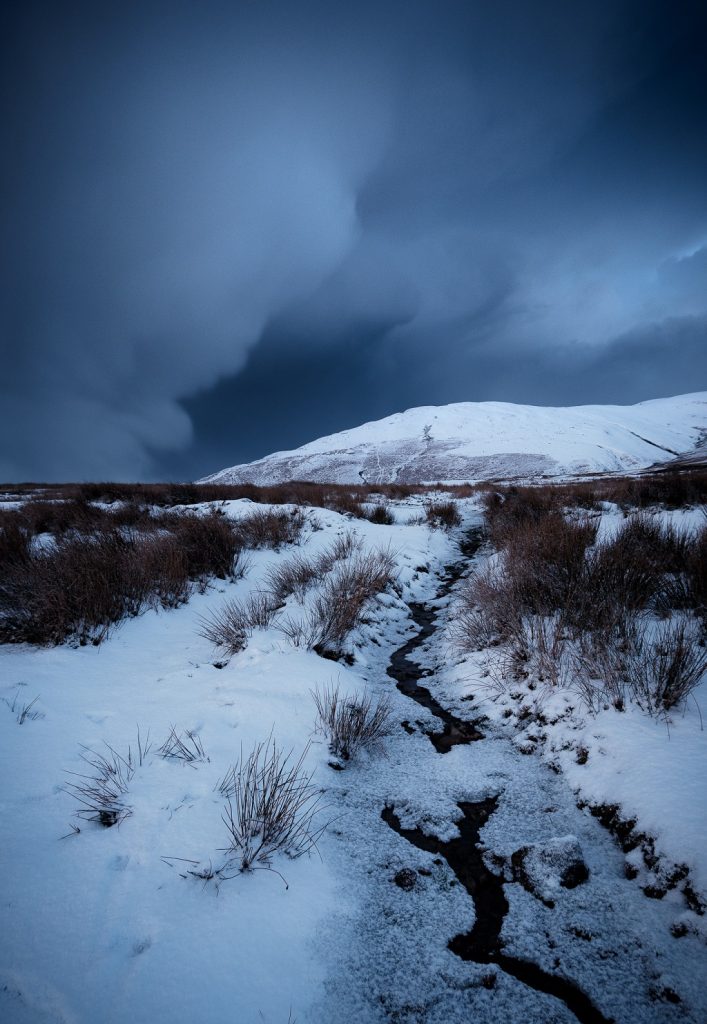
[[0, 499, 447, 1024], [2, 494, 706, 1023]]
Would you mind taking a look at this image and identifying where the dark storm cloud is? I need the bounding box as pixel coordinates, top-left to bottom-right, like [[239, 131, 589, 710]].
[[1, 1, 706, 480]]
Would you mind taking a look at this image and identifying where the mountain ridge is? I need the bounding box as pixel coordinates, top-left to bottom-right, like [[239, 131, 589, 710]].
[[201, 393, 707, 485]]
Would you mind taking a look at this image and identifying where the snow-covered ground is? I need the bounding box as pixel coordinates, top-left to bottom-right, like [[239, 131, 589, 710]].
[[202, 392, 707, 484], [2, 496, 706, 1023]]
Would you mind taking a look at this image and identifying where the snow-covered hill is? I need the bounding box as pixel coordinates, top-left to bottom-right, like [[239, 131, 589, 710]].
[[202, 393, 707, 485]]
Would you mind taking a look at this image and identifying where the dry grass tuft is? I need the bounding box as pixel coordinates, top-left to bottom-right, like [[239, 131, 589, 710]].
[[218, 738, 327, 871], [198, 593, 280, 655], [312, 683, 392, 761]]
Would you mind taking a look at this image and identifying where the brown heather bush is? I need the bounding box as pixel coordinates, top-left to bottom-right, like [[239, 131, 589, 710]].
[[1, 531, 152, 646], [0, 513, 32, 569], [482, 486, 560, 546], [503, 514, 597, 614], [0, 508, 248, 646], [1, 477, 489, 516], [367, 503, 395, 525], [454, 497, 707, 714], [165, 509, 245, 581], [482, 466, 707, 519], [234, 508, 305, 549], [425, 500, 462, 530]]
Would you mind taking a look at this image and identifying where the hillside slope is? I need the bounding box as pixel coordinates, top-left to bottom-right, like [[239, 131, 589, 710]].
[[202, 393, 707, 484]]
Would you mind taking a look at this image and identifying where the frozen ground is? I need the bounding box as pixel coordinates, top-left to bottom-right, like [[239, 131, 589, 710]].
[[1, 496, 706, 1023]]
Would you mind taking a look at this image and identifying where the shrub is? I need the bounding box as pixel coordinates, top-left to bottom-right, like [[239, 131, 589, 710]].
[[274, 548, 396, 656], [198, 592, 280, 655], [312, 683, 392, 761], [425, 500, 461, 530], [304, 548, 396, 655], [0, 506, 253, 646], [140, 534, 192, 609], [265, 531, 362, 603], [235, 508, 305, 549], [168, 510, 245, 581], [503, 514, 597, 615], [482, 486, 559, 545], [265, 552, 320, 603], [576, 617, 707, 715], [0, 530, 154, 646], [367, 504, 395, 525], [327, 531, 362, 563], [218, 739, 327, 871], [635, 619, 707, 712], [0, 513, 32, 569]]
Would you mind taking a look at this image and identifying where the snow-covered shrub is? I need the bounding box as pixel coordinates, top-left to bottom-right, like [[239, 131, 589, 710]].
[[451, 515, 596, 655], [266, 552, 320, 603], [312, 683, 392, 762], [578, 618, 707, 715], [459, 497, 707, 715], [218, 739, 326, 871], [265, 532, 362, 603]]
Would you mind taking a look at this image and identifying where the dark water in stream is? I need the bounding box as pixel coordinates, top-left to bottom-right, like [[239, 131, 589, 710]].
[[382, 528, 612, 1024]]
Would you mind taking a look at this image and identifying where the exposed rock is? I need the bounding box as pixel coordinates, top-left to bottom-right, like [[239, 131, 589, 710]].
[[393, 868, 418, 891], [511, 835, 589, 907]]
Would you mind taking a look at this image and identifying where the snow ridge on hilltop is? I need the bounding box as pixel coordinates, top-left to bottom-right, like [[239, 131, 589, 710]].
[[202, 392, 707, 485]]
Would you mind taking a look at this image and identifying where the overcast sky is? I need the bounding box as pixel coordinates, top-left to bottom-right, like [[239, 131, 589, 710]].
[[1, 0, 705, 481]]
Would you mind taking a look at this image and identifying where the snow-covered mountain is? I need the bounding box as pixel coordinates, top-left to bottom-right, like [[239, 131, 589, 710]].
[[201, 393, 707, 485]]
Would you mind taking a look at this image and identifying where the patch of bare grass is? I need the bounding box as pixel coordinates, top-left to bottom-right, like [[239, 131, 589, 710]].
[[63, 730, 151, 828]]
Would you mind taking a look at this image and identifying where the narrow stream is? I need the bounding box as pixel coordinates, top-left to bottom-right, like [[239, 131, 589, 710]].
[[386, 527, 486, 753], [382, 528, 612, 1024]]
